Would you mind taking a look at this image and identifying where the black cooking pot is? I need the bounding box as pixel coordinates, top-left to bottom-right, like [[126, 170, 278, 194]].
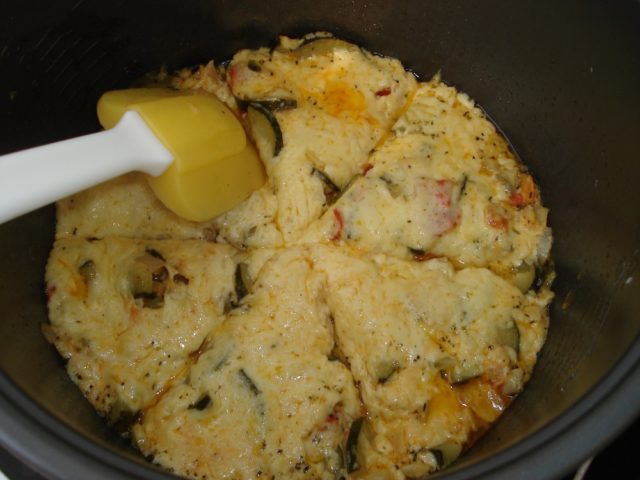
[[1, 1, 639, 479]]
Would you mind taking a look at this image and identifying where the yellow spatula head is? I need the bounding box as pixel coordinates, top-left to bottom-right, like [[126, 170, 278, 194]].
[[97, 88, 265, 222]]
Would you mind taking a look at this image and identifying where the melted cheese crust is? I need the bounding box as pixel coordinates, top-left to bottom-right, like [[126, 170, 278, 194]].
[[302, 81, 552, 281], [45, 238, 239, 421], [214, 35, 417, 247], [45, 33, 554, 480]]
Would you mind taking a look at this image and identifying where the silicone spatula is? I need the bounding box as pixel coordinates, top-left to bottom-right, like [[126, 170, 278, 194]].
[[0, 88, 265, 224]]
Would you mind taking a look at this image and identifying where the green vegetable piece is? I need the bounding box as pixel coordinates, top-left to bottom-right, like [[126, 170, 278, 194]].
[[512, 262, 536, 293], [78, 260, 96, 282], [145, 248, 166, 261], [533, 260, 555, 292], [247, 60, 262, 72], [236, 97, 297, 112], [188, 394, 212, 411], [233, 262, 252, 305], [129, 250, 169, 309], [436, 356, 482, 385], [376, 360, 400, 384], [152, 266, 169, 283], [429, 441, 462, 469], [247, 102, 284, 157], [312, 167, 341, 205], [325, 446, 344, 475], [173, 273, 189, 285], [239, 368, 261, 396], [496, 321, 521, 353], [133, 292, 164, 309], [380, 175, 402, 198], [345, 417, 364, 473]]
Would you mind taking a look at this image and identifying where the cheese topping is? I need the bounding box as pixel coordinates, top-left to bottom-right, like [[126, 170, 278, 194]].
[[302, 81, 551, 280], [214, 35, 416, 247], [45, 238, 238, 422], [45, 33, 554, 480]]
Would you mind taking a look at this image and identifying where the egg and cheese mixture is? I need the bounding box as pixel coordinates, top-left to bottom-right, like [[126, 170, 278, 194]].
[[44, 33, 554, 479]]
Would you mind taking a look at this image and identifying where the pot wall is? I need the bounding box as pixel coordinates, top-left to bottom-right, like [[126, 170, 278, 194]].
[[1, 1, 639, 478]]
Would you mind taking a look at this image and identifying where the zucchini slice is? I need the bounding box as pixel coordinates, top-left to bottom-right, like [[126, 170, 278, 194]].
[[429, 441, 462, 469], [532, 260, 555, 292], [247, 60, 262, 72], [408, 247, 427, 260], [312, 167, 341, 205], [247, 102, 284, 157], [345, 417, 364, 473], [375, 359, 400, 384], [436, 356, 482, 385], [380, 175, 402, 198], [78, 259, 96, 283], [188, 393, 212, 411], [129, 250, 169, 309], [458, 174, 469, 197], [325, 446, 345, 476], [233, 262, 252, 305], [236, 97, 297, 112], [238, 368, 261, 396], [495, 321, 521, 354], [295, 32, 336, 48], [145, 247, 166, 261], [511, 262, 536, 293]]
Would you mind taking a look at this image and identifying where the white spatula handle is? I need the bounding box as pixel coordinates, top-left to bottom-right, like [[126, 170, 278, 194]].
[[0, 110, 173, 224]]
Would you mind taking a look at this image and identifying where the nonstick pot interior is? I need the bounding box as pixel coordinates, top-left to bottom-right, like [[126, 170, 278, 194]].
[[1, 1, 639, 479]]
